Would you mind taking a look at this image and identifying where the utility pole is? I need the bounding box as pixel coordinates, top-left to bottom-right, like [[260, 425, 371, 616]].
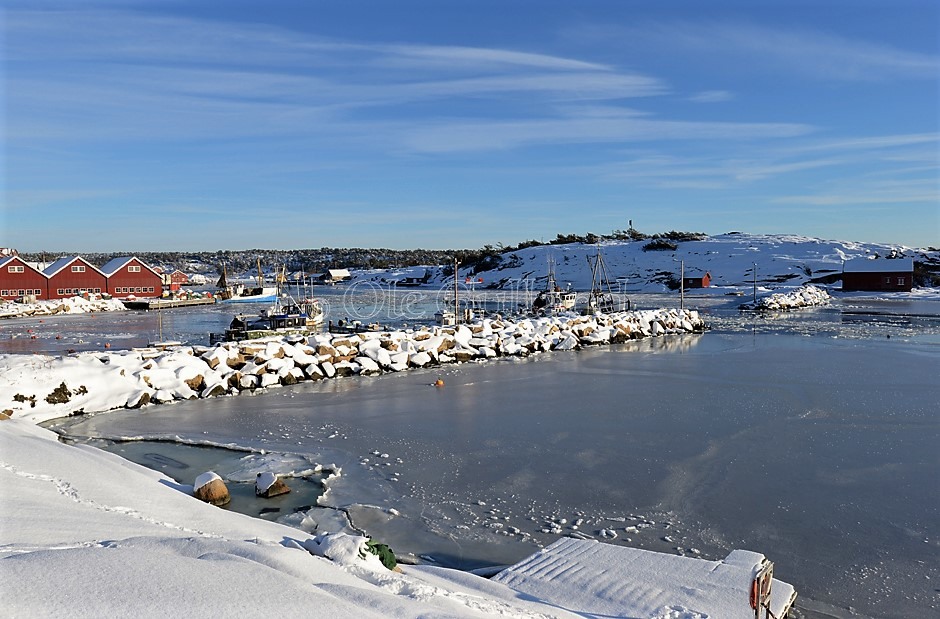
[[753, 262, 758, 303], [680, 259, 685, 311]]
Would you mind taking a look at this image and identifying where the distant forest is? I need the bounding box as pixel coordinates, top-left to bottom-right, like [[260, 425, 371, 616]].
[[16, 229, 705, 276]]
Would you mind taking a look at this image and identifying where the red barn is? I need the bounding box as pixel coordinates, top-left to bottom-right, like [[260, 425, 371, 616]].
[[842, 258, 914, 292], [101, 257, 163, 298], [0, 256, 49, 301], [43, 256, 107, 300]]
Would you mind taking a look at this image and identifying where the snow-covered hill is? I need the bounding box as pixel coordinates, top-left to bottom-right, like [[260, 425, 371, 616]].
[[360, 233, 939, 293]]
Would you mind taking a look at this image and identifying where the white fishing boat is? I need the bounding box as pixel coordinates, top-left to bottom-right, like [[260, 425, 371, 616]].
[[216, 259, 278, 303], [582, 245, 629, 314], [531, 257, 576, 316]]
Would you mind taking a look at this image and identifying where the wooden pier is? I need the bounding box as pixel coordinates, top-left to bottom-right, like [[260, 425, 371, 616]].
[[122, 298, 216, 310]]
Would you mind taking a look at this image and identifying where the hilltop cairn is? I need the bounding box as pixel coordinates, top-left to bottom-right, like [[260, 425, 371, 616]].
[[740, 285, 830, 311], [1, 309, 704, 419]]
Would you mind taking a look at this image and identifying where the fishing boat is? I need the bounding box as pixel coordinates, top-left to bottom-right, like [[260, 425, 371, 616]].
[[216, 268, 325, 342], [221, 296, 324, 342], [216, 259, 278, 303], [582, 245, 629, 314], [531, 257, 576, 316]]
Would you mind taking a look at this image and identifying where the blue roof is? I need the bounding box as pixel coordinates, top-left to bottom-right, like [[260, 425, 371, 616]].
[[99, 256, 134, 276], [43, 256, 81, 277]]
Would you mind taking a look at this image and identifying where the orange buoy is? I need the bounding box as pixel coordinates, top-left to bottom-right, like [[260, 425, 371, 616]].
[[104, 342, 111, 349], [434, 378, 445, 387]]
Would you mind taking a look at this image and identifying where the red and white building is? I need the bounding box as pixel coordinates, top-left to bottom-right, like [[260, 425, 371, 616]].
[[167, 269, 189, 291], [100, 257, 164, 298], [0, 256, 48, 301], [43, 256, 108, 300]]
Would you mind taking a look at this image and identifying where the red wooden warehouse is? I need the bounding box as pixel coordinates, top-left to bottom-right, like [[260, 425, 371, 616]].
[[43, 256, 107, 300], [0, 256, 49, 301], [100, 257, 164, 298], [842, 258, 914, 292]]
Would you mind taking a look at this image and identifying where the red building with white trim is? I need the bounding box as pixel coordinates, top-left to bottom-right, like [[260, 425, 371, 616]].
[[100, 257, 163, 298], [43, 256, 108, 300], [0, 256, 49, 301]]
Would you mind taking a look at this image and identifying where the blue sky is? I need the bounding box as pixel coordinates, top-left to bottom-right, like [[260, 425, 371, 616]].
[[3, 0, 938, 252]]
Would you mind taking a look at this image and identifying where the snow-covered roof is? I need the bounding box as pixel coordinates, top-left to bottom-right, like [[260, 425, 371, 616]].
[[99, 256, 134, 275], [42, 256, 104, 277], [99, 256, 162, 277], [0, 255, 47, 275], [327, 268, 351, 279], [843, 258, 914, 273], [493, 537, 796, 619]]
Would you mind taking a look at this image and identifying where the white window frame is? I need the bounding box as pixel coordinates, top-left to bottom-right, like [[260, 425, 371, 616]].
[[72, 265, 85, 273]]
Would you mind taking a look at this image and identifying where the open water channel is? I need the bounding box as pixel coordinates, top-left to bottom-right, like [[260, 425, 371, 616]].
[[25, 289, 940, 619]]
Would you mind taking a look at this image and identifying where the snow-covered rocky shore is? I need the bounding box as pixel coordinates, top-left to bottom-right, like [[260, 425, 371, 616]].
[[1, 308, 705, 424], [0, 295, 126, 319], [739, 285, 831, 311]]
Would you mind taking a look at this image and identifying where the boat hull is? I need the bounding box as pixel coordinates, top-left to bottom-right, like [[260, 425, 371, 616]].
[[220, 294, 278, 304]]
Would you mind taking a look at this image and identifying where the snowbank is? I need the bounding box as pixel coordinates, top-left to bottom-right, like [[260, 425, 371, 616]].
[[1, 308, 706, 423], [739, 285, 830, 311], [0, 418, 580, 617], [0, 295, 127, 319]]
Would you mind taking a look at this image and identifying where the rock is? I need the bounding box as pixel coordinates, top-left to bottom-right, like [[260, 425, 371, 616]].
[[0, 410, 11, 420], [184, 374, 205, 391], [193, 472, 230, 506], [201, 383, 227, 398], [255, 472, 291, 498], [126, 391, 151, 409]]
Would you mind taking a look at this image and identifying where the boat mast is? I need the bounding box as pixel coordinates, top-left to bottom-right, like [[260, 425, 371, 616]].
[[453, 257, 460, 324]]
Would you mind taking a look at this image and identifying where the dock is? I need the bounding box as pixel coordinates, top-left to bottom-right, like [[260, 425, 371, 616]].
[[491, 538, 797, 619], [122, 298, 216, 310]]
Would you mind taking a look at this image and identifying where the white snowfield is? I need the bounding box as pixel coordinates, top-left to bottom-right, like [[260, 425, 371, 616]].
[[1, 309, 705, 424], [0, 419, 795, 618], [0, 420, 574, 618]]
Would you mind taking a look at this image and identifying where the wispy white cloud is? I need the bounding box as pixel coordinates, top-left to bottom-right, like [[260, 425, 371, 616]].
[[401, 112, 812, 153], [583, 20, 939, 81], [5, 8, 668, 145], [688, 90, 733, 103]]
